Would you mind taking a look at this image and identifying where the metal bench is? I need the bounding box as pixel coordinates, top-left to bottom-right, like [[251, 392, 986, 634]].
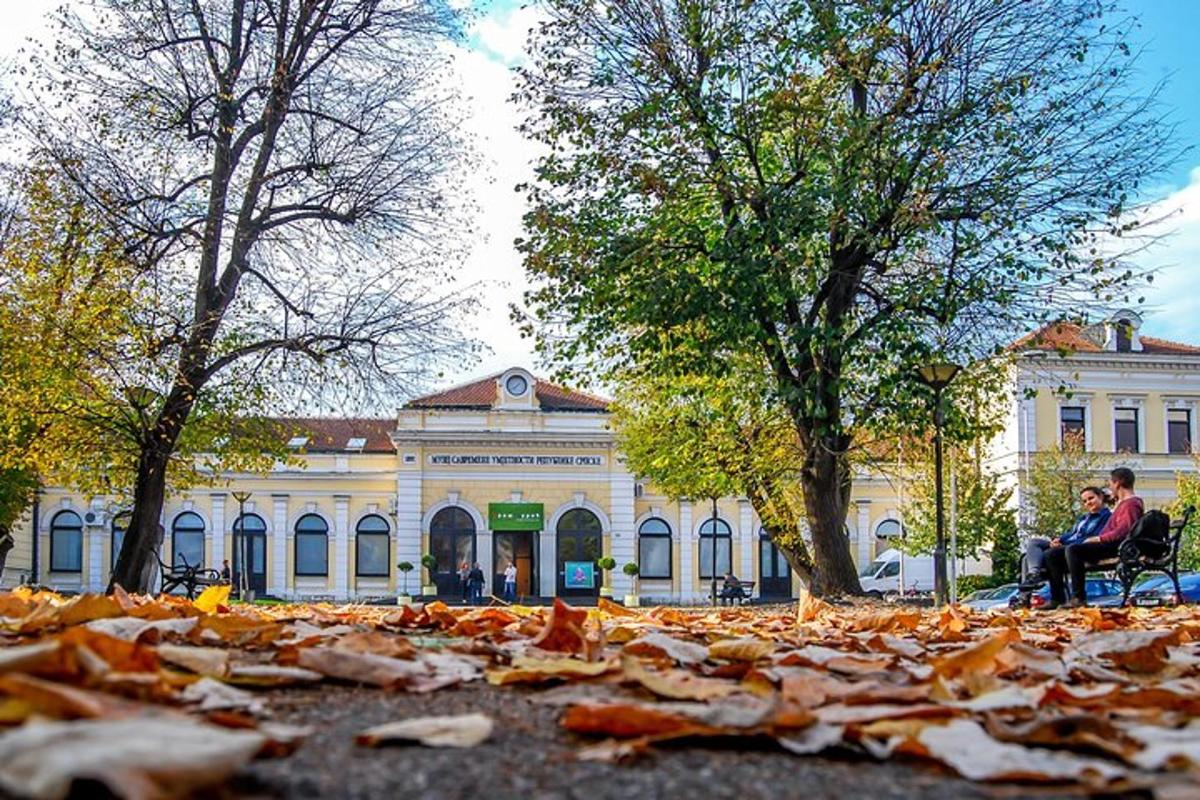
[[156, 553, 224, 600], [1112, 505, 1194, 606], [718, 581, 755, 605], [1015, 506, 1194, 607]]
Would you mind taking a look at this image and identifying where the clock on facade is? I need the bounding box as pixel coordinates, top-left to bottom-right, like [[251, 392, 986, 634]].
[[505, 374, 529, 397]]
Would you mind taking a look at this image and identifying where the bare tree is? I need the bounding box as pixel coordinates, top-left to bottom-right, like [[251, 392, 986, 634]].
[[16, 0, 476, 591]]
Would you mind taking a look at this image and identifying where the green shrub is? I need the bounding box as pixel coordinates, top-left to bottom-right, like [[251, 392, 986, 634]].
[[957, 573, 1005, 598], [596, 556, 617, 571], [622, 562, 639, 576]]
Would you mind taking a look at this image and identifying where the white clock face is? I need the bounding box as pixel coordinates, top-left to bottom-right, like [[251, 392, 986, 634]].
[[505, 374, 528, 397]]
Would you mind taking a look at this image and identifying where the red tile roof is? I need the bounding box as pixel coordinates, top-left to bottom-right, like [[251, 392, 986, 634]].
[[1011, 323, 1200, 357], [273, 418, 396, 453], [406, 373, 609, 412]]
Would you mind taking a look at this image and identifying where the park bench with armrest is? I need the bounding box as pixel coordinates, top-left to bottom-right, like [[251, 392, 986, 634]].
[[156, 552, 224, 600], [1017, 506, 1194, 607], [718, 580, 755, 605]]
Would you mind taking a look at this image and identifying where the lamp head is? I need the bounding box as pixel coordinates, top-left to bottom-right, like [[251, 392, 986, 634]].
[[916, 362, 961, 391], [231, 490, 252, 503]]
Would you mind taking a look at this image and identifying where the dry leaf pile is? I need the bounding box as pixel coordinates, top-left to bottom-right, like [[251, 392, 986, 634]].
[[2, 584, 1200, 798]]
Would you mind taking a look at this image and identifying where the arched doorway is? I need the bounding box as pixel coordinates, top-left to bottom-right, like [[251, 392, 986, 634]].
[[232, 514, 268, 595], [429, 507, 475, 598], [759, 528, 793, 599], [556, 508, 601, 598]]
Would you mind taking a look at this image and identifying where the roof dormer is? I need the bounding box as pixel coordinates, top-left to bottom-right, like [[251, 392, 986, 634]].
[[495, 368, 538, 411], [1104, 310, 1143, 353]]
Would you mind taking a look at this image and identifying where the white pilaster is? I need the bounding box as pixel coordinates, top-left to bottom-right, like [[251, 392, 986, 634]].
[[856, 500, 872, 567], [396, 472, 422, 592], [678, 500, 693, 602], [272, 495, 288, 597], [478, 528, 494, 597], [539, 527, 555, 597], [87, 521, 103, 591], [738, 500, 754, 598], [609, 465, 636, 597], [334, 495, 349, 599], [209, 494, 225, 569]]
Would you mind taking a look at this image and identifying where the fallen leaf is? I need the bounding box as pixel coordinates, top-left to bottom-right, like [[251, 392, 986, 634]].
[[622, 632, 709, 665], [295, 646, 425, 688], [707, 638, 774, 662], [622, 656, 740, 701], [0, 716, 265, 800], [157, 645, 230, 678], [180, 678, 265, 715], [193, 585, 231, 615], [562, 701, 712, 738], [911, 719, 1125, 784], [531, 598, 591, 657], [930, 629, 1020, 679], [356, 713, 493, 748], [485, 656, 615, 685]]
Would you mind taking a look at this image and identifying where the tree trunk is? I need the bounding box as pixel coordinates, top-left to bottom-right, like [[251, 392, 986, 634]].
[[108, 388, 195, 594], [799, 445, 862, 597]]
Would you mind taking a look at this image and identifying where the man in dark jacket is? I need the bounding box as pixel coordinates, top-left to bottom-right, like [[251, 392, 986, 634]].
[[467, 562, 486, 603]]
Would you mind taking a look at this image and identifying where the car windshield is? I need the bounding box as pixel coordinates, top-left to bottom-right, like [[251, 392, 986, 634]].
[[990, 584, 1018, 599], [1134, 575, 1172, 592], [859, 560, 887, 578]]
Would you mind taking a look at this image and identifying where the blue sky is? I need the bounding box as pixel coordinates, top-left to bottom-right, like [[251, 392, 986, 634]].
[[2, 1, 1199, 377]]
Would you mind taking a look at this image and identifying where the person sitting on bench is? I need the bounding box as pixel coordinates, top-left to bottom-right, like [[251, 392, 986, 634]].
[[1045, 467, 1143, 609], [1020, 486, 1110, 591], [719, 572, 746, 603]]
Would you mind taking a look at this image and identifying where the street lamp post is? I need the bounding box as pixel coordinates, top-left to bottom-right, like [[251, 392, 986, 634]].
[[231, 490, 252, 602], [709, 497, 719, 606], [916, 362, 961, 607]]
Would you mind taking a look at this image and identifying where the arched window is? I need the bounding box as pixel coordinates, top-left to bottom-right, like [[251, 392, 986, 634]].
[[171, 512, 206, 568], [50, 510, 83, 572], [111, 512, 131, 569], [637, 518, 672, 579], [429, 507, 476, 577], [698, 518, 732, 579], [356, 514, 391, 577], [232, 513, 268, 592], [874, 519, 903, 540], [294, 514, 329, 576], [557, 508, 602, 595]]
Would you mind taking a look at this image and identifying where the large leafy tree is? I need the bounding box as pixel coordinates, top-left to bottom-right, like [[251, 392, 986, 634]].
[[612, 368, 816, 585], [517, 0, 1174, 593], [14, 1, 477, 591]]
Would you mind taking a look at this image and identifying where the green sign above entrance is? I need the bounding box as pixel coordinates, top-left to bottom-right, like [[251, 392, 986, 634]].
[[488, 502, 544, 531]]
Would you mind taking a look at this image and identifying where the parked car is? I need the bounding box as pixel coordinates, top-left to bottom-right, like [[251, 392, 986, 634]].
[[1011, 577, 1124, 609], [961, 583, 1019, 611], [1125, 572, 1200, 607], [1091, 575, 1174, 607]]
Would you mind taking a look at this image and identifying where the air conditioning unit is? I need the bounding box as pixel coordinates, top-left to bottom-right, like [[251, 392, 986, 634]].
[[83, 509, 108, 527]]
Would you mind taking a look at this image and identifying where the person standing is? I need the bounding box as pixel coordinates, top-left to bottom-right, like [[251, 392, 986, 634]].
[[468, 562, 486, 603], [1046, 467, 1143, 608], [503, 561, 517, 602], [458, 561, 471, 603]]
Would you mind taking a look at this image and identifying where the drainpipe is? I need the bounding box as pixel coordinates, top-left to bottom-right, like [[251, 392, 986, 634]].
[[30, 490, 40, 584]]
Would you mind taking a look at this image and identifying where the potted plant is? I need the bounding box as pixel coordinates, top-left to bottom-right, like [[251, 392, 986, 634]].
[[623, 562, 640, 607], [420, 554, 438, 597], [596, 556, 617, 597], [397, 561, 414, 604]]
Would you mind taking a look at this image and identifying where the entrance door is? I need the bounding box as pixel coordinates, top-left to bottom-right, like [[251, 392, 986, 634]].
[[759, 529, 792, 599], [429, 507, 476, 598], [232, 514, 268, 595], [494, 532, 537, 599], [556, 509, 602, 598]]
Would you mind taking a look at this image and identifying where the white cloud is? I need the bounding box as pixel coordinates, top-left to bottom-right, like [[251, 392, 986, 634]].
[[472, 4, 545, 64], [1125, 166, 1200, 344]]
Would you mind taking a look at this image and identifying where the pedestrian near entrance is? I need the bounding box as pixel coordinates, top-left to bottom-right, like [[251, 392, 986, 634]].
[[458, 561, 471, 602], [503, 562, 517, 601], [468, 562, 486, 603]]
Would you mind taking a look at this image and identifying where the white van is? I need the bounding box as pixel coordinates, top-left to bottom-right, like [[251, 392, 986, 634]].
[[858, 548, 934, 596]]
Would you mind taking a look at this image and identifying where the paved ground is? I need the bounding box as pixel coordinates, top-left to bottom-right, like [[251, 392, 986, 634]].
[[235, 683, 1084, 800]]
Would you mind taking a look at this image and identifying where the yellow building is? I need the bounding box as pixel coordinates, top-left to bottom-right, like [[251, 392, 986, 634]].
[[4, 313, 1196, 601]]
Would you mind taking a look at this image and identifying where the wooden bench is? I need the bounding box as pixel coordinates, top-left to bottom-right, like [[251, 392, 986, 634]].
[[156, 553, 224, 600], [719, 581, 755, 605]]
